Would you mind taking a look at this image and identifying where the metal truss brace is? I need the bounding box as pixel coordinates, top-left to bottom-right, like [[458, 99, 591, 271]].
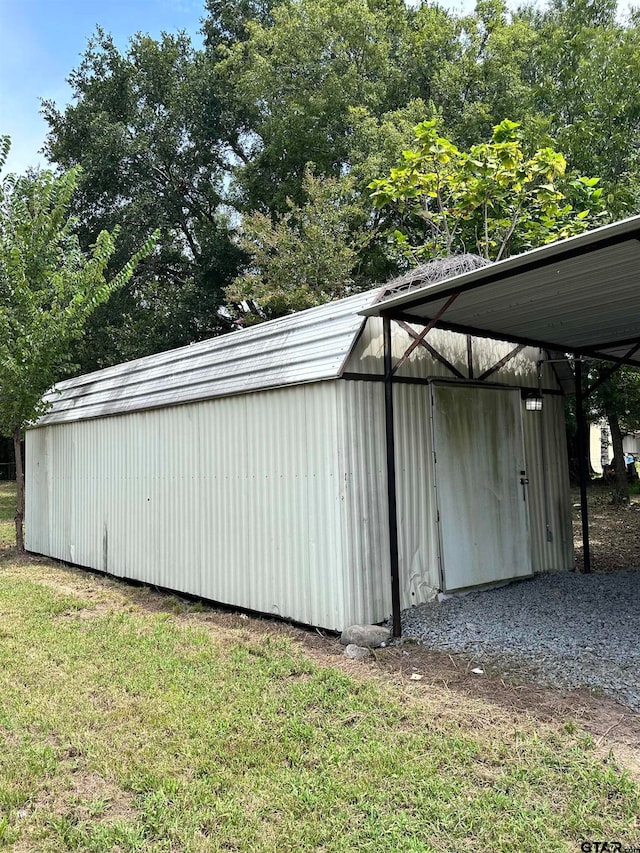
[[390, 292, 460, 376]]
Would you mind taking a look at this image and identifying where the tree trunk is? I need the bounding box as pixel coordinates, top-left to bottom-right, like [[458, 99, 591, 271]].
[[13, 427, 24, 553], [607, 412, 628, 505]]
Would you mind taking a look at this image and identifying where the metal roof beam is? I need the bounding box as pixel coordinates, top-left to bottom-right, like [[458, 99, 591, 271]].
[[584, 341, 640, 399], [389, 311, 640, 369], [376, 229, 640, 317], [396, 321, 466, 379], [477, 344, 526, 382], [584, 334, 640, 351], [390, 311, 579, 356]]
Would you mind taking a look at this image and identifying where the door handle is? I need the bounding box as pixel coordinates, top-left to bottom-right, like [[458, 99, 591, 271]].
[[520, 473, 529, 501]]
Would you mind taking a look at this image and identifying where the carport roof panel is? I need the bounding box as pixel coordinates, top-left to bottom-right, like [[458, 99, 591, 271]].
[[362, 216, 640, 366]]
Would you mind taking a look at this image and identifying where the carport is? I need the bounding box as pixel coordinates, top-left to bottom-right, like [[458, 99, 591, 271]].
[[362, 215, 640, 636]]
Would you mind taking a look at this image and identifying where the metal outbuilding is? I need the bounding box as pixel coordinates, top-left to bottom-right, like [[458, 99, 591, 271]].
[[364, 214, 640, 633], [25, 258, 574, 632]]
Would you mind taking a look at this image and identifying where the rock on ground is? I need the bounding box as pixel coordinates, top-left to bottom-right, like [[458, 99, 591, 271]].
[[340, 624, 391, 648], [343, 644, 370, 660]]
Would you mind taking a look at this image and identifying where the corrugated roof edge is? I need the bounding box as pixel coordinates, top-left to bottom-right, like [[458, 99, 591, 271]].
[[31, 287, 384, 428], [361, 215, 640, 317], [55, 288, 383, 392]]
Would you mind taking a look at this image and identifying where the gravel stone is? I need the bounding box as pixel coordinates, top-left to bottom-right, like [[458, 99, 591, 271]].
[[395, 570, 640, 711]]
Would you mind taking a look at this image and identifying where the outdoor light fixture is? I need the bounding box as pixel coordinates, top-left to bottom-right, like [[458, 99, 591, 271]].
[[523, 391, 543, 411]]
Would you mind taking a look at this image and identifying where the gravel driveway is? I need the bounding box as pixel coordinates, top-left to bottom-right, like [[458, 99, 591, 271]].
[[399, 570, 640, 711]]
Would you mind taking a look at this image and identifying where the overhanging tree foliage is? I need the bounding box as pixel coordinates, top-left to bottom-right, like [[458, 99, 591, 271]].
[[43, 1, 640, 352], [370, 119, 639, 507], [525, 0, 640, 217], [0, 137, 157, 551], [369, 119, 604, 264], [212, 0, 412, 211]]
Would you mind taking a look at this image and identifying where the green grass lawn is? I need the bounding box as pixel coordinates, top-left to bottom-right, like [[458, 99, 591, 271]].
[[0, 483, 638, 851], [0, 481, 15, 547]]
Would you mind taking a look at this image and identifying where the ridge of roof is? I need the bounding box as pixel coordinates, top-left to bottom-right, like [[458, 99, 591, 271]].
[[34, 287, 383, 427]]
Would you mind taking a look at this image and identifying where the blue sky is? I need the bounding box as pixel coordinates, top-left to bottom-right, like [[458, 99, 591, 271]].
[[0, 0, 205, 174]]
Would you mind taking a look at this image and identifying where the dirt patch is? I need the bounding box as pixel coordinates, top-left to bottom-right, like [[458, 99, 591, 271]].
[[72, 772, 135, 822], [0, 726, 21, 748], [59, 606, 110, 620], [33, 769, 137, 824], [573, 487, 640, 572]]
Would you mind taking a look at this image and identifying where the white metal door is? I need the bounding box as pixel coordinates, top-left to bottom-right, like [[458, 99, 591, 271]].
[[431, 384, 532, 591]]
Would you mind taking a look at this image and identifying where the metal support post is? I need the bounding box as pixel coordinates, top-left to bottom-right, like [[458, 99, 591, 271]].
[[383, 315, 402, 637], [575, 358, 591, 572]]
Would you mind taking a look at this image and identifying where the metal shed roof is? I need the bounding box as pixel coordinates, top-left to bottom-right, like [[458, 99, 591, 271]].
[[362, 215, 640, 367], [36, 288, 382, 426]]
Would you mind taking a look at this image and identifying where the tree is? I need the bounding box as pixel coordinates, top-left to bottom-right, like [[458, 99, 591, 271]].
[[212, 0, 414, 212], [415, 0, 544, 146], [225, 169, 368, 321], [0, 137, 157, 551], [369, 118, 604, 265], [515, 0, 640, 504], [42, 29, 243, 370], [202, 0, 278, 48], [523, 0, 640, 218], [370, 118, 640, 507], [43, 0, 640, 383]]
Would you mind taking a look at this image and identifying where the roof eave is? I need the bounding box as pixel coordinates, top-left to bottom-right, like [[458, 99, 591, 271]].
[[361, 215, 640, 319]]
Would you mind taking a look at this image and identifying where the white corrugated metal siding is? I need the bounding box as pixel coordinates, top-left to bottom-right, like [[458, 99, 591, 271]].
[[393, 384, 441, 606], [522, 394, 574, 573], [332, 378, 573, 627], [25, 428, 50, 556], [335, 380, 441, 624], [431, 385, 533, 589], [336, 380, 391, 624], [26, 304, 574, 631], [340, 321, 572, 617], [26, 383, 354, 631]]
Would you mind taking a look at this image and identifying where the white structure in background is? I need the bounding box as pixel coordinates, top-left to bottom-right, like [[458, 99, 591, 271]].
[[25, 283, 573, 632], [589, 421, 640, 473]]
